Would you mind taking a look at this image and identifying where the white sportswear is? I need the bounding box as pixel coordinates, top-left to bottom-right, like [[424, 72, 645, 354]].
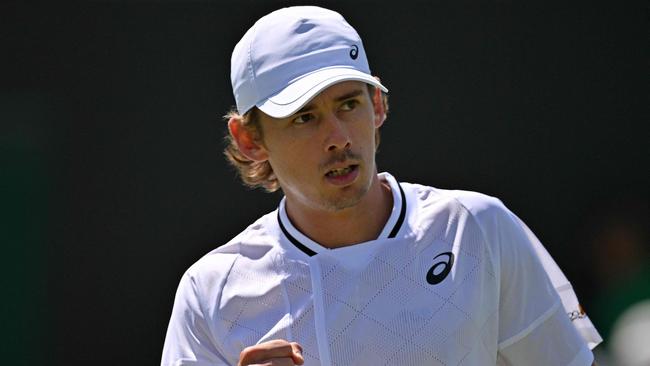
[[161, 172, 602, 366]]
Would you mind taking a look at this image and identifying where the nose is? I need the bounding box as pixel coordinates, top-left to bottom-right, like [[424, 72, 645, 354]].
[[323, 113, 351, 152]]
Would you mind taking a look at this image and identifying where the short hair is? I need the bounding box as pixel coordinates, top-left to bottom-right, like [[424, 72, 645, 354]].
[[224, 84, 389, 192]]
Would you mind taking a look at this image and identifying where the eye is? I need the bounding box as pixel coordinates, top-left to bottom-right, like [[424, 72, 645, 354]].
[[292, 113, 314, 125], [340, 99, 359, 111]]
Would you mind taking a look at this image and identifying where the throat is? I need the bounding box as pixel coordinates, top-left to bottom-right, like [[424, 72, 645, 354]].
[[284, 177, 393, 249]]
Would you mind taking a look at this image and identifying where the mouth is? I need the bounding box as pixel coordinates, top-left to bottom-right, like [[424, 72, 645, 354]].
[[325, 165, 358, 178], [324, 164, 360, 186]]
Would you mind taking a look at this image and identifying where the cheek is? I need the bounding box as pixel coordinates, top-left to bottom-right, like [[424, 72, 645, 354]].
[[267, 141, 317, 176], [353, 118, 378, 146], [352, 105, 378, 133]]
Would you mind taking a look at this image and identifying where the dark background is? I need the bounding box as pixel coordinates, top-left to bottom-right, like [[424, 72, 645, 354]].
[[1, 1, 647, 365]]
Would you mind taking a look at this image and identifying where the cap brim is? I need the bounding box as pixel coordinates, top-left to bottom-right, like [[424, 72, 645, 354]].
[[256, 67, 388, 119]]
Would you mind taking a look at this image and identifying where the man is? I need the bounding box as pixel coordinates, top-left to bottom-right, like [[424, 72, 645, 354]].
[[162, 6, 602, 366]]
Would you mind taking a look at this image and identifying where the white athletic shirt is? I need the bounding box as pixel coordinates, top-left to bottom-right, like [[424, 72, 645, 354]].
[[161, 173, 602, 366]]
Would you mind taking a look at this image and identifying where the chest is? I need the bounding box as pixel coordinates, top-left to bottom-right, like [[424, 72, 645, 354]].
[[214, 237, 499, 365]]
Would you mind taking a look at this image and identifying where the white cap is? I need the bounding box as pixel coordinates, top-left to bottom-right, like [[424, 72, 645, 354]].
[[230, 6, 388, 118]]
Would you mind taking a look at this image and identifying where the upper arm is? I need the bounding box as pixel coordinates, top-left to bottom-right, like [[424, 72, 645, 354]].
[[461, 196, 596, 365], [161, 272, 230, 366]]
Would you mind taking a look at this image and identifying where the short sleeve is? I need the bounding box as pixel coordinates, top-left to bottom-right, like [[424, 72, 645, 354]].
[[513, 215, 603, 350], [468, 197, 598, 366], [161, 272, 230, 366], [496, 304, 594, 366]]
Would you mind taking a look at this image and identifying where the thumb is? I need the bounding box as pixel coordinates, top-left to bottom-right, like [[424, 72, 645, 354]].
[[290, 342, 304, 365]]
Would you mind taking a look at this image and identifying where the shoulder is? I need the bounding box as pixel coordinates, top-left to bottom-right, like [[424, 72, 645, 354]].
[[401, 180, 510, 222], [401, 184, 551, 280], [399, 181, 524, 258], [163, 210, 289, 364], [183, 211, 281, 294]]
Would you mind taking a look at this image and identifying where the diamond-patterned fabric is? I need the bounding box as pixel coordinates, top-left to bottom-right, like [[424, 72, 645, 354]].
[[161, 173, 600, 366]]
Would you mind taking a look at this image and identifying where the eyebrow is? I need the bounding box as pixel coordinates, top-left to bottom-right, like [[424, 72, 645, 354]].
[[294, 89, 365, 115]]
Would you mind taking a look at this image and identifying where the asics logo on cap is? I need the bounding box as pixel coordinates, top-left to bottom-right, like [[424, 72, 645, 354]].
[[350, 45, 359, 60], [426, 252, 455, 285]]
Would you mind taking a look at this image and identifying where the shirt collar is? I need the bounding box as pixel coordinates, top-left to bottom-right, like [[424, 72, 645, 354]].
[[277, 172, 407, 256]]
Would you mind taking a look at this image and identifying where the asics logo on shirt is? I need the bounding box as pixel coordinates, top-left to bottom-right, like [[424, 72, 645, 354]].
[[426, 251, 455, 285]]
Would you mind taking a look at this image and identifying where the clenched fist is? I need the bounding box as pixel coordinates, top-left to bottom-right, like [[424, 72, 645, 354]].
[[237, 339, 304, 366]]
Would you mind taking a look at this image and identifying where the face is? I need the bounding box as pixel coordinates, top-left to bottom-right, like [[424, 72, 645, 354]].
[[253, 81, 385, 212]]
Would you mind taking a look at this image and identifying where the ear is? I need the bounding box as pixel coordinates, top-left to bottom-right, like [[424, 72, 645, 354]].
[[371, 83, 386, 128], [228, 117, 269, 162]]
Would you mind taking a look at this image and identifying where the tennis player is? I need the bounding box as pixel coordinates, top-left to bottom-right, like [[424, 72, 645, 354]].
[[162, 6, 602, 366]]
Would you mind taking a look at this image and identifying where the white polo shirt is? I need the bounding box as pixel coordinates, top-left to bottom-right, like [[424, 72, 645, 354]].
[[161, 173, 602, 366]]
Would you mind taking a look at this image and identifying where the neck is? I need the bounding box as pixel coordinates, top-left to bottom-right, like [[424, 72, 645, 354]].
[[284, 174, 393, 249]]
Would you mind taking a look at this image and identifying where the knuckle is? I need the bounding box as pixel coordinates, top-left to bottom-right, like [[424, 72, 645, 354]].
[[238, 339, 296, 366], [239, 346, 256, 362]]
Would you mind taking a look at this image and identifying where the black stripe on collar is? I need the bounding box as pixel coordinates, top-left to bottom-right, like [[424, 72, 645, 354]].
[[277, 212, 317, 257], [277, 182, 406, 256], [388, 182, 407, 238]]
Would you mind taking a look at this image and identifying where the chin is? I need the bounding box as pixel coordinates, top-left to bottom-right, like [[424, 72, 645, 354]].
[[320, 179, 372, 212]]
